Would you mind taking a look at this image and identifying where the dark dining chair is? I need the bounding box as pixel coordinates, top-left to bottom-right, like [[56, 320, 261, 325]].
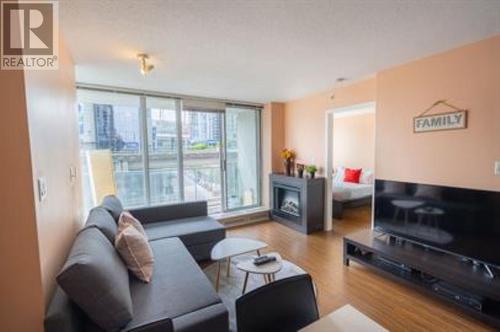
[[235, 274, 319, 332]]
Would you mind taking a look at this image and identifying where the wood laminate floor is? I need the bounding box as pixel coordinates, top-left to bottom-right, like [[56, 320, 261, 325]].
[[227, 207, 494, 332]]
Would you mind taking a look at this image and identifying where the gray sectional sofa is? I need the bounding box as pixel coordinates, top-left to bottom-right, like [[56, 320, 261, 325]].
[[45, 196, 228, 332]]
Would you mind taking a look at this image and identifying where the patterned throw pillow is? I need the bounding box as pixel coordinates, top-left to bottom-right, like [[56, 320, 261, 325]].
[[118, 211, 147, 237], [115, 225, 154, 282]]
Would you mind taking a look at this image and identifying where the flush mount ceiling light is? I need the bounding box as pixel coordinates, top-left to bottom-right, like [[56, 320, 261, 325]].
[[137, 53, 154, 75]]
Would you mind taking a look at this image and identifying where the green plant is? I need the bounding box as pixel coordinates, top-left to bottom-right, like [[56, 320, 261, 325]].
[[305, 165, 317, 174], [190, 143, 209, 150]]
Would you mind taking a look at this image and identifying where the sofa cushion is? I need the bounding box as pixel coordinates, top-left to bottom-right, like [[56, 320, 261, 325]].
[[143, 216, 225, 246], [124, 237, 222, 331], [130, 201, 208, 224], [44, 287, 86, 332], [172, 303, 228, 332], [85, 207, 118, 243], [185, 241, 221, 262], [115, 225, 154, 283], [57, 227, 133, 331], [119, 211, 147, 236], [101, 195, 124, 222]]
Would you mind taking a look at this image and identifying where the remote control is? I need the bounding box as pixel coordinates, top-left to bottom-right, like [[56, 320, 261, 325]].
[[253, 255, 269, 263], [253, 256, 277, 265]]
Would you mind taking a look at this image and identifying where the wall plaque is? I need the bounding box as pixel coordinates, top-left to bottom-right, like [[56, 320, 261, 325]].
[[414, 100, 468, 133]]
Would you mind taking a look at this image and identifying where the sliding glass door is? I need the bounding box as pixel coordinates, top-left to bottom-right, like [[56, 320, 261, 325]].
[[77, 89, 261, 214], [225, 106, 261, 210], [182, 109, 223, 214], [78, 90, 146, 210], [146, 97, 181, 205]]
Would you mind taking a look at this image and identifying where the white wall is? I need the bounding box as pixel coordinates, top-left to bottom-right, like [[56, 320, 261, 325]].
[[333, 110, 375, 170]]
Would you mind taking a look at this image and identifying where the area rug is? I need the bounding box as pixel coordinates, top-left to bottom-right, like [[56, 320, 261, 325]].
[[203, 254, 306, 331]]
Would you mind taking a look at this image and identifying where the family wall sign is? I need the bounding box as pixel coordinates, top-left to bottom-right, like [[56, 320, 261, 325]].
[[413, 100, 468, 133]]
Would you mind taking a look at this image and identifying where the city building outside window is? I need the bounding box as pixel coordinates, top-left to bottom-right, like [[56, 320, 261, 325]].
[[77, 89, 261, 215]]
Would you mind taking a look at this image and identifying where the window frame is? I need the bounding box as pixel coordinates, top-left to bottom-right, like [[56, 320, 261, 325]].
[[222, 106, 262, 212], [77, 86, 263, 214]]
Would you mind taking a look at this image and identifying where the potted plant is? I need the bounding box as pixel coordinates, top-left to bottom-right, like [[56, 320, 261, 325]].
[[306, 165, 318, 179], [296, 163, 305, 178], [280, 148, 295, 176]]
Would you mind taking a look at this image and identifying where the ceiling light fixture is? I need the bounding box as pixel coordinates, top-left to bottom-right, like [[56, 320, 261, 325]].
[[137, 53, 154, 75]]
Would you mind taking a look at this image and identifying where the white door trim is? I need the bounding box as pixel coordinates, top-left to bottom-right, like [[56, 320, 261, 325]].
[[323, 101, 376, 231]]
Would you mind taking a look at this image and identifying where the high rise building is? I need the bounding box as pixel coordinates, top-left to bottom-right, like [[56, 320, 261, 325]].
[[93, 104, 115, 149]]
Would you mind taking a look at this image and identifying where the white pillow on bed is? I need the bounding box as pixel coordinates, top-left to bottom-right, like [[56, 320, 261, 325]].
[[333, 166, 345, 183], [360, 169, 374, 184]]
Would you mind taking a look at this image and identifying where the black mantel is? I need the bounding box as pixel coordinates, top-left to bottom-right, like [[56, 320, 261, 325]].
[[269, 173, 325, 234]]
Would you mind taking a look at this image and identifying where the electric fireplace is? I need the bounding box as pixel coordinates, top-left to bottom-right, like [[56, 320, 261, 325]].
[[270, 173, 325, 234], [273, 184, 301, 221]]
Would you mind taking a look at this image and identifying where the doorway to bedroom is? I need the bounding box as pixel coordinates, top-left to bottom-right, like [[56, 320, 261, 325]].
[[325, 102, 376, 229]]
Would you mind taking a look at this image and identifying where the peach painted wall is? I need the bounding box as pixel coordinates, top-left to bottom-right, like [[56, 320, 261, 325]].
[[0, 65, 45, 332], [0, 35, 81, 331], [376, 36, 500, 191], [284, 78, 377, 173], [261, 103, 272, 208], [262, 102, 286, 207], [270, 102, 286, 172], [24, 37, 83, 306], [333, 112, 375, 170]]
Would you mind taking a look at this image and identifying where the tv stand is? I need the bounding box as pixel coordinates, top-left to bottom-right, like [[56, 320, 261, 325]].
[[344, 229, 500, 328]]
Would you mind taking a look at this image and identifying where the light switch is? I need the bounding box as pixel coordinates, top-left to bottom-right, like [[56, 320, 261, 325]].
[[38, 177, 48, 202], [495, 161, 500, 176], [69, 166, 77, 184]]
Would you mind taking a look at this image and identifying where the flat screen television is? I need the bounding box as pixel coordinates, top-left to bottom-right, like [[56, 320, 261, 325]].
[[374, 179, 500, 268]]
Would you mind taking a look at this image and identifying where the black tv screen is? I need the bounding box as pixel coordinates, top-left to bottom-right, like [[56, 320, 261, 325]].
[[374, 179, 500, 268]]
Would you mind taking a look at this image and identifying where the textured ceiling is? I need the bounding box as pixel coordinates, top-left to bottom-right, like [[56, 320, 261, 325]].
[[60, 0, 500, 103]]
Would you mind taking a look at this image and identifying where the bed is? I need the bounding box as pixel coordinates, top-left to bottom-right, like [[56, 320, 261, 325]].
[[332, 167, 374, 219], [333, 181, 373, 201]]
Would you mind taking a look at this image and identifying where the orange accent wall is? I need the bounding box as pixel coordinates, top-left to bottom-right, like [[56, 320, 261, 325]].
[[0, 63, 46, 332], [270, 102, 286, 172], [284, 78, 377, 172], [376, 36, 500, 191], [0, 36, 81, 331], [24, 37, 83, 306], [262, 102, 286, 207]]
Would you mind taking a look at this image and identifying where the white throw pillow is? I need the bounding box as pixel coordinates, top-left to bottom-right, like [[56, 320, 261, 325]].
[[333, 166, 345, 183], [360, 169, 374, 184]]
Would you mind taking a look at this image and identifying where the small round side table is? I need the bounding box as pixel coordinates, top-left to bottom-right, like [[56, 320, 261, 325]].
[[236, 252, 283, 295]]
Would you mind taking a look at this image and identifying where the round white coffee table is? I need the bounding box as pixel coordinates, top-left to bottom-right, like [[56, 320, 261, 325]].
[[237, 252, 283, 294], [211, 237, 267, 291]]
